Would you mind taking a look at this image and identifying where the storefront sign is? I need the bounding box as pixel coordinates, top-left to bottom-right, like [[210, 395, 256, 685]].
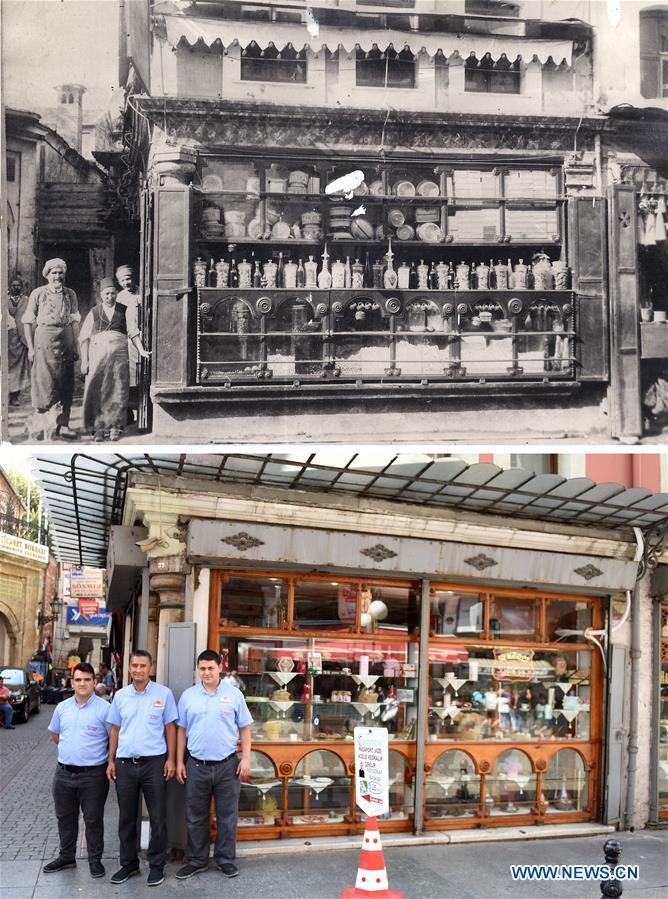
[[354, 726, 389, 817], [66, 605, 111, 627], [69, 566, 105, 598], [0, 531, 48, 564], [492, 649, 536, 681], [78, 598, 100, 618]]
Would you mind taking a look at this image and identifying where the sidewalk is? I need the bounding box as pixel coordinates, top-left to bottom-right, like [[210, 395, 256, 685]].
[[2, 709, 667, 898]]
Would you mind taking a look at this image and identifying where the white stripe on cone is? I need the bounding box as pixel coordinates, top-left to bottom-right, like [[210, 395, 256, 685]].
[[355, 866, 389, 892]]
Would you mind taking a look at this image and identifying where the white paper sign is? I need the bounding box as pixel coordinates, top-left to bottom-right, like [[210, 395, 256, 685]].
[[354, 726, 389, 817]]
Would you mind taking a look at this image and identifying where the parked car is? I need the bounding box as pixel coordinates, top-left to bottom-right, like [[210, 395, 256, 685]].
[[0, 667, 41, 723]]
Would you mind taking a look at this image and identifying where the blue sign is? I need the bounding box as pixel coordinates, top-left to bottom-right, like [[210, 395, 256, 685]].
[[66, 606, 111, 627]]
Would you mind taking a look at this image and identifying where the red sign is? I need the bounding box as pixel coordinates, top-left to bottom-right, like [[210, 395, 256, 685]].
[[78, 598, 100, 620]]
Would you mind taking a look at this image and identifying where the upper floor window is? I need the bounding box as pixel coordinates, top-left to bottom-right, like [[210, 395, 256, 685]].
[[640, 8, 668, 98], [241, 41, 307, 83], [464, 52, 520, 93], [6, 156, 16, 183], [356, 45, 416, 88]]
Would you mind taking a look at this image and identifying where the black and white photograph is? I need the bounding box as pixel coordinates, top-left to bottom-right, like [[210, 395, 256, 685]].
[[2, 0, 668, 444]]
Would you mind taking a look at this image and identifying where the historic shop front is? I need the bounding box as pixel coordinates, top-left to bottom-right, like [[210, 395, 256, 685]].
[[207, 569, 603, 839]]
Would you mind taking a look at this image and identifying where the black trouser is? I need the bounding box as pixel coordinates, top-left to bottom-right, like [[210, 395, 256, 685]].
[[185, 755, 240, 867], [115, 754, 167, 870], [52, 763, 109, 863]]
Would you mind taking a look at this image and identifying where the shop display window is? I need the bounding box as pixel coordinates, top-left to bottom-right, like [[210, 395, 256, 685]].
[[429, 590, 484, 637], [545, 599, 593, 643], [485, 749, 536, 816], [542, 749, 589, 814], [428, 647, 591, 742], [238, 751, 282, 827], [287, 750, 350, 825], [222, 635, 419, 743], [489, 595, 538, 641], [425, 750, 481, 820], [220, 576, 289, 628], [294, 580, 358, 631], [360, 584, 420, 635]]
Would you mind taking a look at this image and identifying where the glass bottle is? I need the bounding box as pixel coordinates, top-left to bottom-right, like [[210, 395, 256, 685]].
[[364, 252, 373, 289], [352, 258, 364, 289], [372, 259, 384, 289], [488, 258, 495, 289], [276, 251, 285, 289], [304, 255, 318, 288], [296, 258, 306, 288], [428, 261, 438, 290], [455, 261, 470, 291], [417, 259, 429, 291], [331, 258, 346, 289], [409, 261, 418, 290], [238, 258, 252, 288], [263, 258, 277, 288], [447, 262, 455, 290], [252, 259, 262, 288], [397, 261, 410, 290], [513, 258, 528, 290], [229, 256, 239, 288], [384, 251, 398, 289], [475, 261, 490, 290], [215, 258, 229, 288], [345, 256, 352, 289], [507, 258, 514, 289], [193, 256, 207, 289], [283, 257, 298, 289], [318, 247, 332, 289], [436, 260, 449, 291], [494, 259, 508, 290], [207, 256, 216, 288]]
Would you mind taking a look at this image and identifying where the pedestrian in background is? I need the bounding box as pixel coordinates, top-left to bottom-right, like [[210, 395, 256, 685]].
[[99, 661, 115, 696], [106, 650, 177, 888], [0, 676, 16, 729], [7, 274, 30, 406], [175, 649, 252, 881], [22, 258, 80, 440], [115, 264, 142, 423], [43, 662, 111, 879]]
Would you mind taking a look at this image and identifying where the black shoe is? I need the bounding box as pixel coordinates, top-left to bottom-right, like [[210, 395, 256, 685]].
[[43, 857, 76, 873], [147, 867, 165, 886], [5, 725, 16, 729], [175, 863, 208, 880], [217, 862, 239, 877], [110, 865, 140, 884], [89, 860, 105, 878]]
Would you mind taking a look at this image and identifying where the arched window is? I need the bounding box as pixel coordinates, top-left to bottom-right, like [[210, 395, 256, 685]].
[[543, 749, 588, 814], [68, 94, 74, 104], [356, 44, 416, 88], [465, 52, 520, 94], [640, 8, 668, 98], [288, 750, 350, 825], [426, 750, 481, 820], [486, 749, 535, 816], [238, 751, 282, 827], [241, 41, 307, 84]]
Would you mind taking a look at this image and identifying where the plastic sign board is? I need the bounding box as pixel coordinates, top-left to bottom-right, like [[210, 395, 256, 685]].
[[66, 605, 111, 627], [354, 726, 389, 817]]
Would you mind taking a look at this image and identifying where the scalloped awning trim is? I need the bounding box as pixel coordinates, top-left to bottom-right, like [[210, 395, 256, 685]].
[[162, 17, 574, 68]]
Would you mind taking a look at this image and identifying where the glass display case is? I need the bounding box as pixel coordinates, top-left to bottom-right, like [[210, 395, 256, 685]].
[[425, 750, 481, 820], [428, 646, 591, 742], [193, 152, 575, 386], [220, 635, 419, 744]]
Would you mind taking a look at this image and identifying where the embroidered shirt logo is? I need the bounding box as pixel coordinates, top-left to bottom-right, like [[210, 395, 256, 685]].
[[152, 700, 164, 708]]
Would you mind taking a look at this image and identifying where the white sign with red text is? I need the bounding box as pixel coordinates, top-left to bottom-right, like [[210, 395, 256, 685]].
[[354, 726, 389, 817]]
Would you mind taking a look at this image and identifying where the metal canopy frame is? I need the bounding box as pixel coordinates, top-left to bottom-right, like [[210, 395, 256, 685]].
[[32, 452, 668, 567]]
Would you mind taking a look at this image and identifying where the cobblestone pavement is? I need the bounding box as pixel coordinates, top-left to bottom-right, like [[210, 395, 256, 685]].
[[1, 707, 667, 898], [0, 703, 120, 863]]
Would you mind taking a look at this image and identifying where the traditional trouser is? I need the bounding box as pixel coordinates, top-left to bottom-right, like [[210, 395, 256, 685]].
[[185, 754, 240, 867], [52, 763, 109, 862], [115, 754, 167, 870]]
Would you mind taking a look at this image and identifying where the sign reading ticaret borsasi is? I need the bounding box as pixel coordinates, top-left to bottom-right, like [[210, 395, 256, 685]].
[[354, 727, 389, 817]]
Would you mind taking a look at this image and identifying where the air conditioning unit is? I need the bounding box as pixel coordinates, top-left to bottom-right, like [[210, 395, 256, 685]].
[[106, 525, 148, 612]]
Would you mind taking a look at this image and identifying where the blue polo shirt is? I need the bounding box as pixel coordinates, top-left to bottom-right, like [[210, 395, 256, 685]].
[[48, 693, 111, 766], [177, 680, 253, 761], [108, 680, 178, 758]]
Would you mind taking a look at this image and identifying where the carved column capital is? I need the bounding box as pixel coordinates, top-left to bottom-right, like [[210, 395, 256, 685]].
[[150, 145, 197, 187], [149, 555, 190, 610]]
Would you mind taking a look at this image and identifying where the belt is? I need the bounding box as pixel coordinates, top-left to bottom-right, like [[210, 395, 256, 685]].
[[58, 762, 106, 773], [190, 752, 236, 766], [118, 755, 165, 766]]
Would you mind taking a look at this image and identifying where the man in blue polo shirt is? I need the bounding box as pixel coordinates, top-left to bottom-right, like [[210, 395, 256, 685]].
[[174, 649, 252, 881], [106, 649, 178, 888], [43, 661, 111, 879]]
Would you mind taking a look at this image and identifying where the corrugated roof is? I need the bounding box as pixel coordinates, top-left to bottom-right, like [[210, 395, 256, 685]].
[[31, 452, 668, 567]]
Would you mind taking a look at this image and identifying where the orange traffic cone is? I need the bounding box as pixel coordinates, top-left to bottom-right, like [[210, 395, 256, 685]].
[[340, 816, 404, 898]]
